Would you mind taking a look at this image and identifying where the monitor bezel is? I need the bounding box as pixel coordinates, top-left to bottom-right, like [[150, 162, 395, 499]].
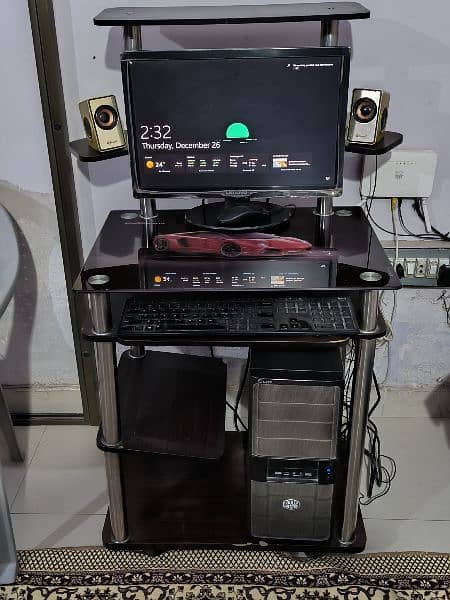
[[121, 47, 350, 199]]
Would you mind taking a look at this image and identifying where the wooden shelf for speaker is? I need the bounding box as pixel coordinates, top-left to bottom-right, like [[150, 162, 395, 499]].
[[345, 131, 403, 155], [69, 137, 128, 162]]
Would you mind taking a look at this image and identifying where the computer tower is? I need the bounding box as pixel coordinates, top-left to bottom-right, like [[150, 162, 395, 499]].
[[249, 347, 344, 542]]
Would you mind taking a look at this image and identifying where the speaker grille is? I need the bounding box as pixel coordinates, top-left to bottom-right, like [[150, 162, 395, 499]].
[[252, 382, 341, 459]]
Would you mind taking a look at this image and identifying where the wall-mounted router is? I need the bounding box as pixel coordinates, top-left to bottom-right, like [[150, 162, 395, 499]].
[[361, 149, 438, 232], [361, 149, 438, 199]]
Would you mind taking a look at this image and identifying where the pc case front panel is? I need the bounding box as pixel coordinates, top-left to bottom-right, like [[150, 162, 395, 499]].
[[249, 375, 342, 542]]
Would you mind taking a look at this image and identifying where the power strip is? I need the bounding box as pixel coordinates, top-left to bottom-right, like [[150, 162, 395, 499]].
[[384, 246, 450, 287]]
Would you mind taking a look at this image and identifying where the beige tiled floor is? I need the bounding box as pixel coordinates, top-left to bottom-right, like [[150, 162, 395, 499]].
[[2, 419, 450, 552]]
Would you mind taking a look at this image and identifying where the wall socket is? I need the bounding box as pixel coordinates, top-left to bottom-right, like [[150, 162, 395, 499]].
[[384, 247, 450, 286]]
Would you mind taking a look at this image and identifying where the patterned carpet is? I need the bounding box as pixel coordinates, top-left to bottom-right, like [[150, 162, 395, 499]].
[[1, 547, 449, 599]]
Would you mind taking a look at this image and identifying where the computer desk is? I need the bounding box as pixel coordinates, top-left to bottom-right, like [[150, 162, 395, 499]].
[[74, 205, 401, 553]]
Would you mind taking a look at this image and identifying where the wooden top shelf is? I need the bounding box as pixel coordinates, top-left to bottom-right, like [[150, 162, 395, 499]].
[[94, 3, 370, 26]]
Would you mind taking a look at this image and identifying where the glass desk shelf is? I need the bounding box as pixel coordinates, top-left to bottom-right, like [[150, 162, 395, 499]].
[[74, 206, 401, 294]]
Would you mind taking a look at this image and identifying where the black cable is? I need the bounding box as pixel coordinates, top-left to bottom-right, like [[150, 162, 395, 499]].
[[369, 372, 382, 418], [444, 298, 450, 327], [412, 199, 450, 241], [364, 156, 379, 268], [360, 458, 396, 505], [285, 203, 297, 218], [437, 291, 450, 327], [367, 200, 413, 237], [359, 371, 397, 503], [397, 200, 441, 240], [342, 340, 397, 504], [227, 399, 246, 430], [341, 340, 356, 436], [364, 163, 423, 237], [367, 216, 413, 237], [209, 346, 247, 431], [234, 355, 250, 432]]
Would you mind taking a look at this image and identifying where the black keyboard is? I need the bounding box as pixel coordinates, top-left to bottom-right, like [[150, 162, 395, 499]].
[[119, 295, 359, 338]]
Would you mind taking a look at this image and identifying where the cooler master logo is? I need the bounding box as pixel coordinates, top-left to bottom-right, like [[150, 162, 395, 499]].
[[282, 498, 301, 511]]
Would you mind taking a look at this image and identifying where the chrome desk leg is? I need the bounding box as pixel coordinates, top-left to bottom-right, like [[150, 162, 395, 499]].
[[89, 289, 127, 543], [340, 290, 379, 545], [140, 197, 156, 221], [314, 197, 333, 248], [140, 197, 157, 249], [129, 345, 146, 359], [131, 196, 158, 357], [123, 25, 142, 51], [320, 19, 339, 47]]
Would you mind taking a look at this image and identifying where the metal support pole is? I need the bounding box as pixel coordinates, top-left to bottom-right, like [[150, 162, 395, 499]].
[[134, 198, 158, 354], [314, 197, 333, 247], [320, 19, 340, 47], [123, 28, 148, 361], [129, 345, 146, 359], [88, 279, 127, 543], [140, 197, 157, 248], [316, 197, 333, 217], [315, 215, 332, 248], [318, 17, 338, 237], [140, 197, 157, 220], [123, 25, 142, 51], [340, 290, 379, 545]]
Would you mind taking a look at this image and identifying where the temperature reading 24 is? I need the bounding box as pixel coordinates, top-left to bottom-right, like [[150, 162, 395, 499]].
[[140, 124, 172, 140]]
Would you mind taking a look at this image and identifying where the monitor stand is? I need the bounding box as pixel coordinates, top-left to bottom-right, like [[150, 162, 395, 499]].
[[185, 198, 293, 233]]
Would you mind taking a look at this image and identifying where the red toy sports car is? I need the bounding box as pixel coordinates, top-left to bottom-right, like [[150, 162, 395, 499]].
[[153, 231, 312, 257]]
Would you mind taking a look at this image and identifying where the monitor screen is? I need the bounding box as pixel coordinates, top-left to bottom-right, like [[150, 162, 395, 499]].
[[122, 48, 350, 197]]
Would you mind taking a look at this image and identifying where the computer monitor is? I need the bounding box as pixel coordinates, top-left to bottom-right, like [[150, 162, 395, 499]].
[[121, 48, 350, 230]]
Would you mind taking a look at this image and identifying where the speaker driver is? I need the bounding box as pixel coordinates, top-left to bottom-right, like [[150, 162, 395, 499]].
[[94, 105, 118, 130], [353, 97, 377, 123]]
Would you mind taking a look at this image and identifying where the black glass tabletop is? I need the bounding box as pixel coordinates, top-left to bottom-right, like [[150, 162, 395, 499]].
[[74, 207, 401, 293]]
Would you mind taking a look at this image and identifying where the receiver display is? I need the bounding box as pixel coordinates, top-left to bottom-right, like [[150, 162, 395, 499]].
[[140, 257, 333, 291]]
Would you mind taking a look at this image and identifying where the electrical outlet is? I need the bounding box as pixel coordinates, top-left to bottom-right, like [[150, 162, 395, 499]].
[[414, 259, 426, 278], [404, 258, 416, 278], [426, 259, 439, 278], [385, 247, 450, 286]]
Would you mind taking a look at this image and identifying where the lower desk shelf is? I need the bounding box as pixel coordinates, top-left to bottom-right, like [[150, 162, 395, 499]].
[[101, 431, 366, 552]]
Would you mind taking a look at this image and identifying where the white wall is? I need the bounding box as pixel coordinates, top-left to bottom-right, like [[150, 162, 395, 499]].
[[1, 1, 448, 411], [56, 0, 450, 238], [0, 1, 81, 414], [53, 0, 450, 392]]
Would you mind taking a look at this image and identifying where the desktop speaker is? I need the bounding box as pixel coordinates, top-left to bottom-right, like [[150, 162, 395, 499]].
[[347, 88, 390, 145], [249, 347, 344, 542], [79, 95, 126, 152]]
